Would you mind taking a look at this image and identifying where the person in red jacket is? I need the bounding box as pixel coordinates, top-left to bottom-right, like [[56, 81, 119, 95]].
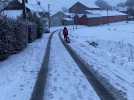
[[63, 27, 69, 42]]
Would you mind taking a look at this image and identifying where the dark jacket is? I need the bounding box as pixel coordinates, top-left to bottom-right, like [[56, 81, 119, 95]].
[[63, 27, 68, 36]]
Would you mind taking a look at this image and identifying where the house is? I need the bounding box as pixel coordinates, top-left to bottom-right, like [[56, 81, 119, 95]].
[[2, 0, 43, 19], [1, 0, 24, 19], [64, 2, 128, 26], [50, 1, 100, 26], [69, 1, 100, 14], [78, 10, 128, 25], [50, 11, 65, 26]]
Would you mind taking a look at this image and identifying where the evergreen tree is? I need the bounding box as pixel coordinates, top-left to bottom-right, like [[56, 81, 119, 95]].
[[125, 0, 134, 16]]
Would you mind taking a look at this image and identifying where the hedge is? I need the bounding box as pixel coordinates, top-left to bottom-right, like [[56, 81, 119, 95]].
[[0, 17, 28, 60], [0, 14, 44, 61]]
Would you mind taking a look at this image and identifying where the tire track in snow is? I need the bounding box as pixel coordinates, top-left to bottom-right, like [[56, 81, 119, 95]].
[[30, 30, 57, 100], [59, 31, 115, 100], [44, 31, 100, 100]]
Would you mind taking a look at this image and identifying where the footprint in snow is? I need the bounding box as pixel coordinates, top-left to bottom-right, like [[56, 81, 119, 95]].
[[12, 94, 16, 98], [48, 92, 54, 99], [20, 84, 24, 87], [52, 86, 57, 92], [20, 88, 24, 91]]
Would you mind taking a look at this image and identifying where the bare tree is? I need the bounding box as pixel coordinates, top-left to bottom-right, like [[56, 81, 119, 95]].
[[126, 0, 134, 8], [62, 7, 68, 12], [117, 2, 126, 8], [95, 0, 112, 10], [125, 0, 134, 16]]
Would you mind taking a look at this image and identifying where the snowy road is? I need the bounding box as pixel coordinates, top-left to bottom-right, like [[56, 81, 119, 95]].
[[44, 32, 100, 100], [0, 34, 50, 100], [68, 22, 134, 100]]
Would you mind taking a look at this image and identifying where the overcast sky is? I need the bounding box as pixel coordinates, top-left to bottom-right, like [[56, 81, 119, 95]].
[[104, 0, 126, 6]]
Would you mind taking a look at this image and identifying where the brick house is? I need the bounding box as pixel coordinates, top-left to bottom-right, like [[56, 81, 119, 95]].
[[64, 2, 128, 26], [69, 1, 100, 14], [78, 10, 128, 26]]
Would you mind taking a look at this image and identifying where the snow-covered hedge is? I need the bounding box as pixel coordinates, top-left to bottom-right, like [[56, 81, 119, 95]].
[[0, 17, 28, 60], [27, 13, 44, 39]]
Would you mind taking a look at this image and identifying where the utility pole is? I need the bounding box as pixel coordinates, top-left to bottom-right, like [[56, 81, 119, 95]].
[[22, 0, 27, 19], [75, 14, 78, 29], [73, 14, 75, 30], [75, 6, 78, 29], [107, 8, 109, 25], [48, 4, 51, 32]]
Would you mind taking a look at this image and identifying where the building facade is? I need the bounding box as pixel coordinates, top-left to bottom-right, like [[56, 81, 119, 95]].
[[64, 2, 128, 26]]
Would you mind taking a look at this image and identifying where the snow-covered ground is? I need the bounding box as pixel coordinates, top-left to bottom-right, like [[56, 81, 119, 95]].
[[1, 20, 134, 100], [68, 21, 134, 99], [44, 33, 100, 100], [0, 34, 50, 100]]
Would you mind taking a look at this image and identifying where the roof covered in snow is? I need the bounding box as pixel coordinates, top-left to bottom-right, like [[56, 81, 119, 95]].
[[64, 10, 127, 19], [86, 10, 127, 18], [2, 10, 22, 19]]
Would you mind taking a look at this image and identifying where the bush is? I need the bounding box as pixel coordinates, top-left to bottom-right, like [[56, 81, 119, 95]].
[[0, 13, 44, 61], [13, 21, 28, 51], [27, 13, 44, 39], [27, 22, 37, 43], [0, 17, 28, 61], [0, 29, 9, 60], [36, 18, 44, 38]]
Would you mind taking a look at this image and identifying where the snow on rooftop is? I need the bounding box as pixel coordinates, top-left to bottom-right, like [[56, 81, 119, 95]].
[[64, 10, 127, 19], [63, 17, 73, 21], [86, 10, 127, 18], [2, 10, 22, 19]]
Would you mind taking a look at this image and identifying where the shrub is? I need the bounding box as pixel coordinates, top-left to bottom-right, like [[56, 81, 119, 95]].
[[27, 13, 44, 39], [36, 18, 44, 38], [0, 17, 28, 61], [0, 29, 9, 60]]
